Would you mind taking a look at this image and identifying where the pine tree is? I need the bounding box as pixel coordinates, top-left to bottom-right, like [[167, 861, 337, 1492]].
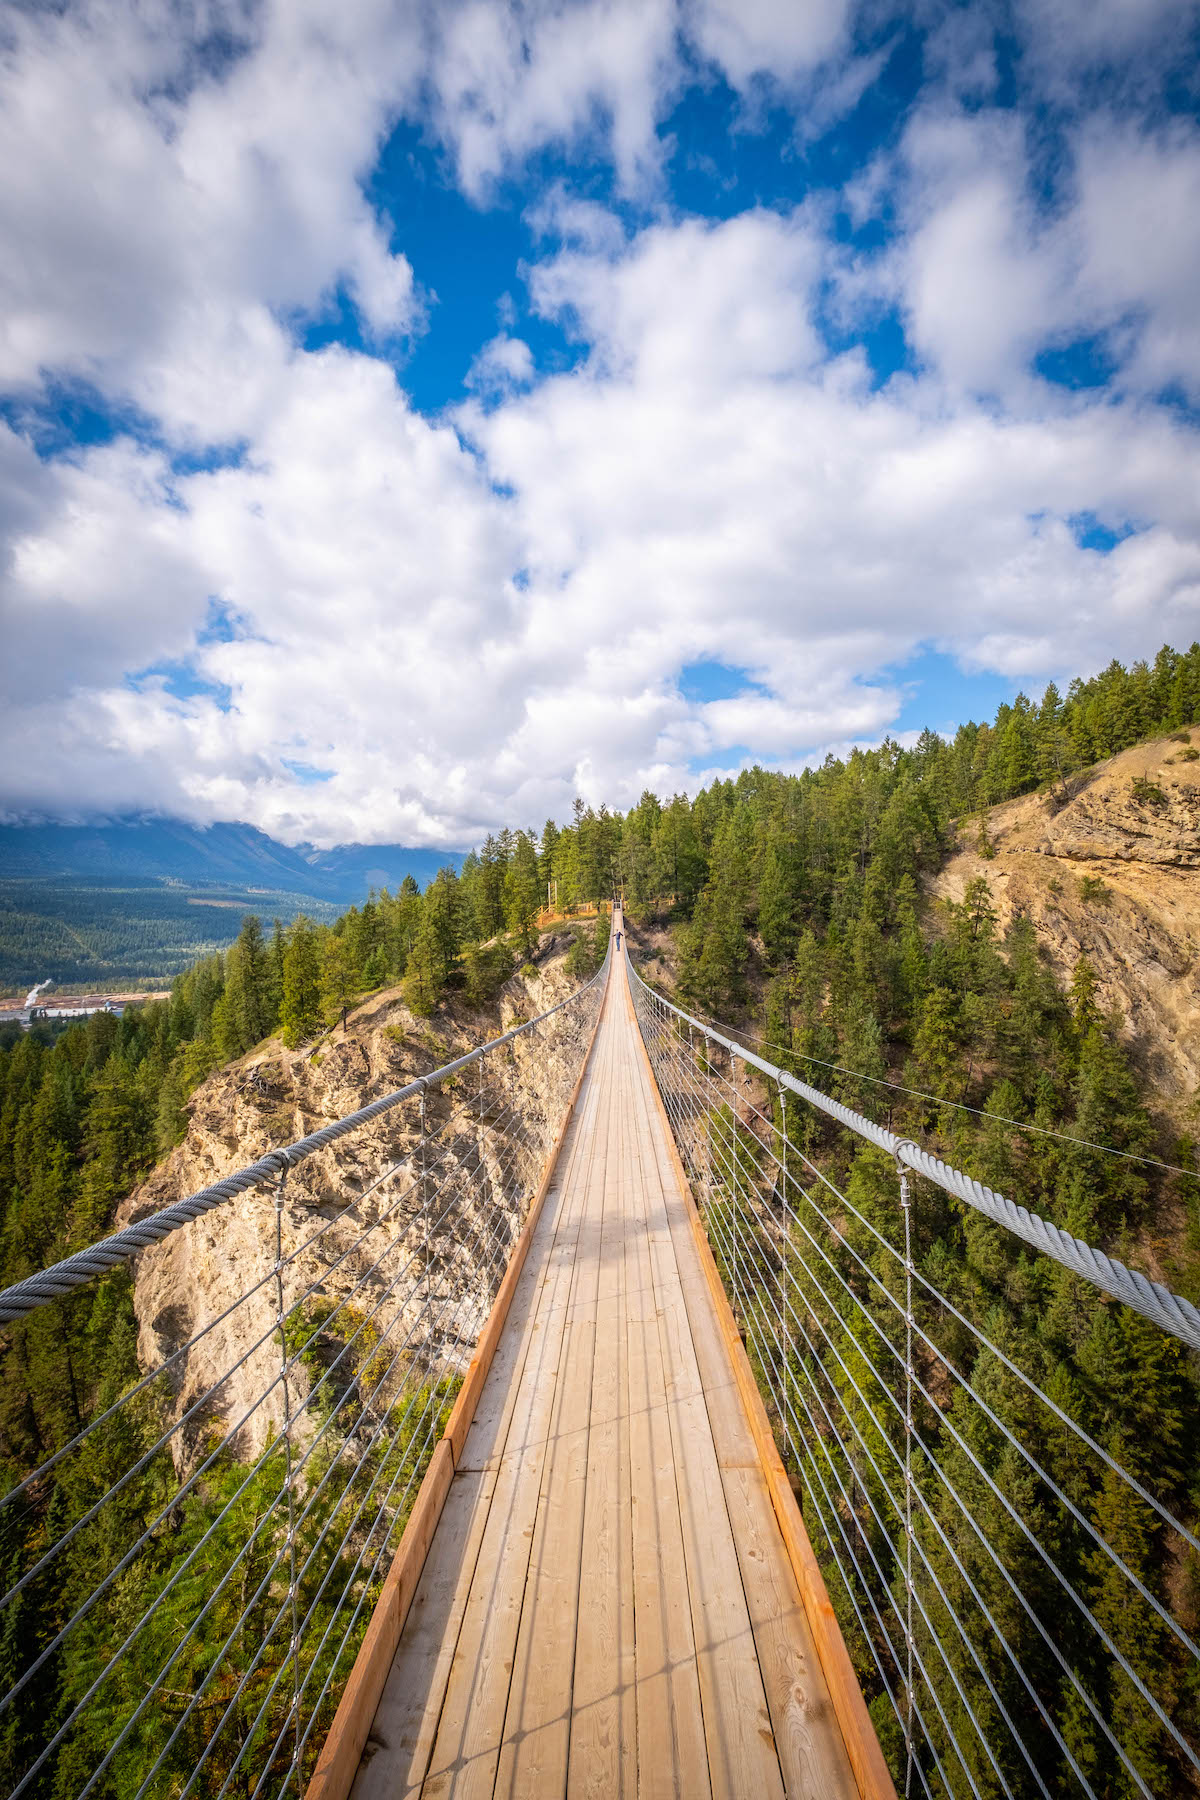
[[590, 908, 610, 969], [1036, 680, 1079, 793], [678, 811, 751, 1011], [538, 819, 560, 893], [503, 832, 542, 953], [758, 832, 797, 968], [233, 915, 272, 1046], [404, 902, 447, 1017], [1069, 956, 1100, 1032], [999, 693, 1036, 793], [210, 983, 241, 1065], [913, 985, 962, 1099], [279, 917, 322, 1048], [319, 931, 358, 1026], [382, 875, 422, 977], [476, 835, 506, 939]]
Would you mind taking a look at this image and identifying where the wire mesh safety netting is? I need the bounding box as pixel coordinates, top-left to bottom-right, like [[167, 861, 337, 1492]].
[[0, 955, 607, 1800], [630, 963, 1200, 1800]]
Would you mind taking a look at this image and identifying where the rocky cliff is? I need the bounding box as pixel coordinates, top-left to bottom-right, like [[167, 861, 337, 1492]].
[[931, 728, 1200, 1125], [118, 932, 601, 1467]]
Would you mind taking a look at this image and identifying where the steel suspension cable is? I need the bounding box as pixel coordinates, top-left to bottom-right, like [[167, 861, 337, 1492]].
[[0, 959, 608, 1800], [629, 965, 1200, 1353], [633, 979, 1189, 1800]]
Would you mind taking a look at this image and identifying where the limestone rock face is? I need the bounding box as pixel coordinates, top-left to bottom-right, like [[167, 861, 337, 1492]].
[[931, 730, 1200, 1120], [118, 935, 600, 1467]]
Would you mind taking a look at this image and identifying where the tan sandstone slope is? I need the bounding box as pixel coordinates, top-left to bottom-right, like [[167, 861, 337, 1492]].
[[931, 729, 1200, 1126]]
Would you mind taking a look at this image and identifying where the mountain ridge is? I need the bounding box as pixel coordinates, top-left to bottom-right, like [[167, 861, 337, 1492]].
[[0, 816, 463, 902]]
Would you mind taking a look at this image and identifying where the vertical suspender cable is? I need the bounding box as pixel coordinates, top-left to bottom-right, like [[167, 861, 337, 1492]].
[[273, 1169, 302, 1782]]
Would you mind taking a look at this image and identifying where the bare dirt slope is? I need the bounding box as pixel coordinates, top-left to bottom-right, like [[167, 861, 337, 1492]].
[[932, 730, 1200, 1124]]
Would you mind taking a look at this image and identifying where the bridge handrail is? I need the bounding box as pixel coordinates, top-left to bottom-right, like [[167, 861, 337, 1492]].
[[628, 954, 1200, 1800], [626, 960, 1200, 1356], [0, 938, 611, 1800], [0, 957, 609, 1326]]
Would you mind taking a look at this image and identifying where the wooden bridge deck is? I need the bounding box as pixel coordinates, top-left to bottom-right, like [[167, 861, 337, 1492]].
[[348, 945, 863, 1800]]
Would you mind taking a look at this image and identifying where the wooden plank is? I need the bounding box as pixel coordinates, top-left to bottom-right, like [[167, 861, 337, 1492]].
[[621, 1043, 713, 1800], [632, 1087, 787, 1800], [451, 1173, 569, 1473], [567, 1052, 636, 1800], [307, 1439, 454, 1800], [639, 1126, 857, 1800], [492, 1034, 611, 1793], [420, 1027, 611, 1798], [311, 971, 612, 1800], [722, 1463, 860, 1800], [453, 1085, 593, 1475], [445, 979, 605, 1465], [443, 1183, 557, 1466], [621, 967, 897, 1800], [356, 1062, 607, 1798], [638, 1114, 859, 1800], [331, 936, 887, 1800], [351, 1465, 498, 1800]]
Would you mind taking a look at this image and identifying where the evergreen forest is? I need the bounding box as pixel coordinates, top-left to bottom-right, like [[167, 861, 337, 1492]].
[[0, 639, 1198, 1796], [0, 880, 338, 992]]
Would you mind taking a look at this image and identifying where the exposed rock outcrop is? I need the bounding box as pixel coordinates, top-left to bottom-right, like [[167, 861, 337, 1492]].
[[931, 730, 1200, 1123], [118, 934, 600, 1467]]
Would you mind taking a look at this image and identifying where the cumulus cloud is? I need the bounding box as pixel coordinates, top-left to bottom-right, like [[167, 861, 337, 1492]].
[[466, 334, 536, 397], [9, 203, 1200, 845], [866, 97, 1200, 405], [1012, 0, 1200, 99], [0, 0, 422, 440], [687, 0, 852, 90], [1, 0, 1200, 846], [890, 108, 1071, 397], [1072, 120, 1200, 400], [427, 0, 681, 199]]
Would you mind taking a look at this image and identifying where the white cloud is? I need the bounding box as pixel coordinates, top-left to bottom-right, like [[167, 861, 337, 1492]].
[[1073, 120, 1200, 400], [3, 3, 1200, 846], [872, 101, 1200, 404], [426, 0, 680, 200], [466, 334, 536, 396], [0, 0, 422, 440], [1012, 0, 1200, 96], [10, 204, 1197, 846], [528, 209, 825, 383], [892, 109, 1069, 396], [687, 0, 852, 90]]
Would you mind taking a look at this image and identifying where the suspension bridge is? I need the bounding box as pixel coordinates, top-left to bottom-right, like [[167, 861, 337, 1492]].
[[1, 912, 1197, 1799]]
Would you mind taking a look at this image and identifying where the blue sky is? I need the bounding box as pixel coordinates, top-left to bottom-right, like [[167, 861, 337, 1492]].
[[1, 0, 1199, 846]]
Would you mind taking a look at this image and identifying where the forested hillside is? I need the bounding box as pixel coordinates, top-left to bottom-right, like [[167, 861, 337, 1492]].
[[0, 639, 1198, 1796], [0, 880, 339, 990], [0, 817, 465, 991]]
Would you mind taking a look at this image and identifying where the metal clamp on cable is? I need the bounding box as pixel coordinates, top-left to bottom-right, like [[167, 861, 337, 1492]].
[[891, 1139, 921, 1178]]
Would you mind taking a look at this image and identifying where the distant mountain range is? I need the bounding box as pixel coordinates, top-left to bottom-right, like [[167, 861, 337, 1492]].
[[0, 818, 463, 904]]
